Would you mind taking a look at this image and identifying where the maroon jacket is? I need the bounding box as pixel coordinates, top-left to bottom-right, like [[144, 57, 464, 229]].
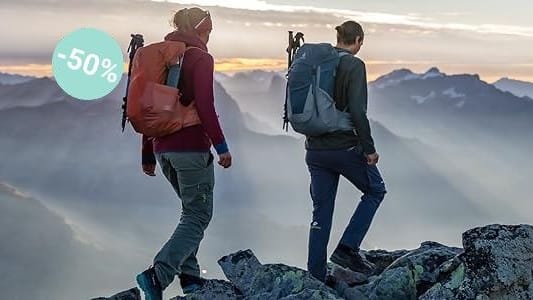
[[142, 31, 228, 164]]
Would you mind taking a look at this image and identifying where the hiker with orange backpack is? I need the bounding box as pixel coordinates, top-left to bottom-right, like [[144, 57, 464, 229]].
[[124, 8, 231, 300]]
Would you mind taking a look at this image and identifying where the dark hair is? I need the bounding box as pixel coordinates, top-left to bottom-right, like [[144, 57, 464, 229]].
[[173, 7, 209, 32], [336, 21, 364, 45]]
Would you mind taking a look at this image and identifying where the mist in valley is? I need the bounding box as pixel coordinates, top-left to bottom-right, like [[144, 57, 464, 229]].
[[0, 69, 531, 298]]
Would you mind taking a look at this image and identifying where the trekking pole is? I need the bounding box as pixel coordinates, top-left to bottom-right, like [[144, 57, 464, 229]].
[[284, 31, 294, 131], [292, 32, 304, 64], [287, 31, 294, 69], [286, 31, 304, 68], [122, 33, 144, 132], [283, 31, 305, 131]]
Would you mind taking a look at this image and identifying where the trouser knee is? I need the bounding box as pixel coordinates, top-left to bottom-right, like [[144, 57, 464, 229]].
[[364, 186, 386, 206]]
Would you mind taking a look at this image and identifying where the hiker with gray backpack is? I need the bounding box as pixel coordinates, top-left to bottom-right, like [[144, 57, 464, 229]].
[[284, 21, 387, 283]]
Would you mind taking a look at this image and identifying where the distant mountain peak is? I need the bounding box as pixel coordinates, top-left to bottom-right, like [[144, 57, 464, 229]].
[[372, 68, 485, 89], [377, 68, 415, 80], [425, 67, 441, 74], [422, 67, 445, 79], [0, 72, 35, 85], [0, 76, 67, 110], [493, 77, 533, 99], [373, 69, 418, 88]]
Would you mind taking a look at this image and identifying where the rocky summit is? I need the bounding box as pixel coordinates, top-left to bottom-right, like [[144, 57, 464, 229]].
[[95, 224, 533, 300]]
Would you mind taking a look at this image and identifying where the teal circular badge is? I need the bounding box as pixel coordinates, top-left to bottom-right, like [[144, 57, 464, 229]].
[[52, 28, 124, 101]]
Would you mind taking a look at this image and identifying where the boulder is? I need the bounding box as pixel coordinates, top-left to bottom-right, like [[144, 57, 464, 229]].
[[329, 263, 369, 286], [218, 249, 341, 300], [362, 249, 410, 275], [346, 266, 417, 300], [171, 280, 242, 300], [92, 224, 533, 300], [422, 224, 533, 300], [90, 287, 140, 300]]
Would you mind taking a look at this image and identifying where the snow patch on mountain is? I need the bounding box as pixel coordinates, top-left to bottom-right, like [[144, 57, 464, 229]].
[[411, 91, 436, 104], [374, 68, 446, 89], [442, 87, 465, 99], [455, 100, 466, 108]]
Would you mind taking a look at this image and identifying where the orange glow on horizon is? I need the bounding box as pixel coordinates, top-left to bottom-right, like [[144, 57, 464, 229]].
[[1, 60, 532, 84]]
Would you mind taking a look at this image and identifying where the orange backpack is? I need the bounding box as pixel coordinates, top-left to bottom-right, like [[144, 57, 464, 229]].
[[124, 38, 201, 137]]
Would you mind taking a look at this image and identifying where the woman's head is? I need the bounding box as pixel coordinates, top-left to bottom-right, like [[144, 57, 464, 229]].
[[173, 7, 212, 44], [336, 21, 364, 55]]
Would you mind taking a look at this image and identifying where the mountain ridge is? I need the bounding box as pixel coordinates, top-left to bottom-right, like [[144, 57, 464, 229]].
[[95, 224, 533, 300], [493, 77, 533, 99]]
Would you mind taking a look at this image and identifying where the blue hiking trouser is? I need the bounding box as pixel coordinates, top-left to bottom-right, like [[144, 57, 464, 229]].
[[305, 146, 387, 281]]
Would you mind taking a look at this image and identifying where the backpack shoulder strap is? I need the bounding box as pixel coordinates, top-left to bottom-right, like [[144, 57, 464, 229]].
[[166, 46, 208, 88], [339, 52, 351, 58]]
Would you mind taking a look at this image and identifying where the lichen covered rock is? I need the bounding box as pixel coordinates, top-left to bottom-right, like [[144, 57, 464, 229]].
[[422, 224, 533, 300], [218, 249, 262, 295], [92, 224, 533, 300], [171, 280, 242, 300], [348, 266, 417, 300], [362, 249, 410, 275], [218, 250, 341, 300], [329, 263, 369, 286]]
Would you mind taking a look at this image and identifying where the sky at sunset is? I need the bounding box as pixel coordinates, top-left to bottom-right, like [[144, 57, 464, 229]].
[[1, 0, 532, 82]]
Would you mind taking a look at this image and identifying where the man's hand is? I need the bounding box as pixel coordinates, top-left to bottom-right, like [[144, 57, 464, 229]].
[[365, 152, 380, 166], [218, 152, 232, 169], [142, 164, 156, 177]]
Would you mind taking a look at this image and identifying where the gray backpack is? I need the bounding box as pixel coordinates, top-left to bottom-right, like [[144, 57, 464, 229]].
[[283, 43, 354, 136]]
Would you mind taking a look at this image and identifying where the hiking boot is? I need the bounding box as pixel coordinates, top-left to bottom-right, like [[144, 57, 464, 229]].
[[136, 267, 162, 300], [179, 273, 206, 294], [330, 244, 374, 275]]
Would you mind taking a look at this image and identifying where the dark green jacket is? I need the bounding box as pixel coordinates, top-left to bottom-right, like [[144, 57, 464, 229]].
[[305, 48, 376, 155]]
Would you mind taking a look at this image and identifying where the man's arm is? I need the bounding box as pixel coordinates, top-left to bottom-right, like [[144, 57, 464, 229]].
[[346, 61, 376, 155]]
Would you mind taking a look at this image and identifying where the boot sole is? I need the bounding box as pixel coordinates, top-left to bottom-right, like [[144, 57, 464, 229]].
[[330, 253, 350, 269]]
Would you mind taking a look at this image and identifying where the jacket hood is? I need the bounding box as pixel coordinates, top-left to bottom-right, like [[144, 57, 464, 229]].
[[164, 31, 208, 52]]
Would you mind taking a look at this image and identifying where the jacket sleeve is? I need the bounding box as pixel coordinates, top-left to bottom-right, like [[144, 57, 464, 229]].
[[192, 54, 229, 154], [347, 61, 376, 155], [141, 135, 156, 165]]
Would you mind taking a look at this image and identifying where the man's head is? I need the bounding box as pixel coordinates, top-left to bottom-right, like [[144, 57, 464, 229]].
[[173, 7, 213, 44], [336, 21, 364, 55]]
